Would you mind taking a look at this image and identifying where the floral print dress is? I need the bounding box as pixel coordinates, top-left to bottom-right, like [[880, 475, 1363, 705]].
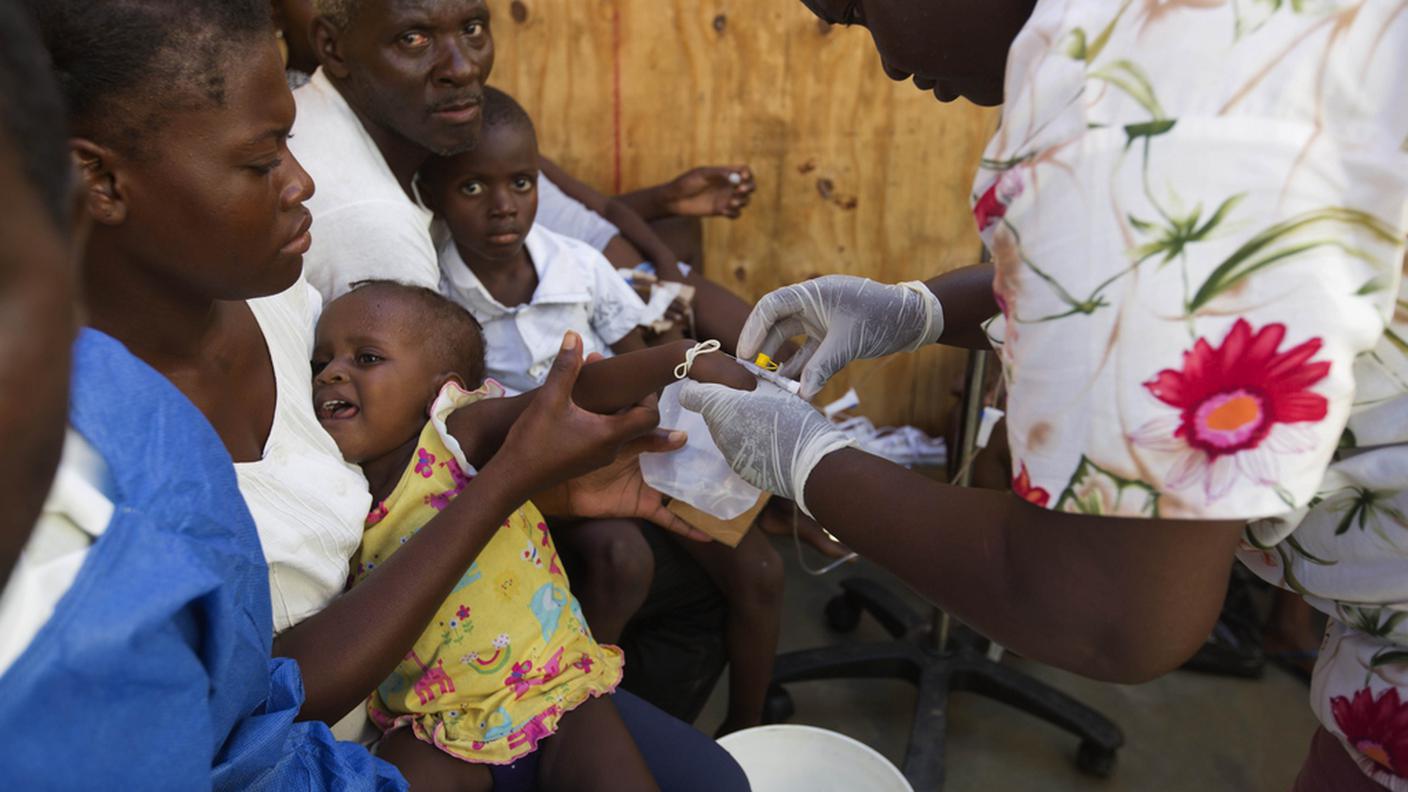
[[349, 382, 623, 765], [978, 0, 1408, 786]]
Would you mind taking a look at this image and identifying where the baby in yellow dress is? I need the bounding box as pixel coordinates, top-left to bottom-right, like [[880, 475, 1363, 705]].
[[310, 281, 627, 783]]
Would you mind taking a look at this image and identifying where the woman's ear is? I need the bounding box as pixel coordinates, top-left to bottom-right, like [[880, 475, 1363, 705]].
[[311, 16, 350, 80], [69, 138, 125, 226]]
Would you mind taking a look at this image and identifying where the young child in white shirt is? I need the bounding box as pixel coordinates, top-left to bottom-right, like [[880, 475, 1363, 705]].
[[422, 87, 785, 736], [426, 98, 648, 396]]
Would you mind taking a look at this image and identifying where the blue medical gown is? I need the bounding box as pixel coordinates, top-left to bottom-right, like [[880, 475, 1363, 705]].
[[0, 330, 406, 791]]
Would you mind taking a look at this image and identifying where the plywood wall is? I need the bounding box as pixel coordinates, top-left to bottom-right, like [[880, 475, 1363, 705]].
[[488, 0, 998, 433]]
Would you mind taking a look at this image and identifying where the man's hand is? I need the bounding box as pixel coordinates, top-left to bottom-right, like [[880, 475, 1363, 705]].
[[662, 165, 755, 219]]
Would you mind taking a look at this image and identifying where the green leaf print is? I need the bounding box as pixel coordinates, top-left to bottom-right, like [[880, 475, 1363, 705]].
[[1129, 194, 1247, 267], [1080, 0, 1134, 65], [1055, 456, 1160, 517], [1123, 119, 1177, 147], [1342, 606, 1408, 639], [1064, 28, 1088, 60], [1187, 207, 1401, 313], [1370, 648, 1408, 669], [1327, 487, 1408, 541], [1089, 60, 1167, 119]]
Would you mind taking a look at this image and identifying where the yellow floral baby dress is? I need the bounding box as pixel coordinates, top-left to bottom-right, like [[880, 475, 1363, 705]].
[[350, 381, 623, 764]]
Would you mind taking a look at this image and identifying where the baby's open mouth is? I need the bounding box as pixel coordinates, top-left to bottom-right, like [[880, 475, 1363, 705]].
[[318, 399, 360, 420]]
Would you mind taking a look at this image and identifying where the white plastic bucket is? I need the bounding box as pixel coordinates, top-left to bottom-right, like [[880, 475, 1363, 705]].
[[717, 724, 914, 792]]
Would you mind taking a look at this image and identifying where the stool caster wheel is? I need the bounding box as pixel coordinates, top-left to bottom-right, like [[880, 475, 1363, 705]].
[[826, 593, 862, 633], [1076, 740, 1117, 778], [762, 684, 795, 724]]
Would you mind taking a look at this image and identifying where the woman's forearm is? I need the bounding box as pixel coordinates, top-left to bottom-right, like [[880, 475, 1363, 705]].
[[804, 448, 1244, 683], [271, 467, 524, 724], [925, 263, 999, 350]]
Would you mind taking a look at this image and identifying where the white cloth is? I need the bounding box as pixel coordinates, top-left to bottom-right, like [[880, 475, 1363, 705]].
[[238, 277, 372, 634], [439, 224, 647, 393], [535, 173, 620, 252], [0, 430, 113, 674], [981, 1, 1408, 785], [291, 68, 438, 303]]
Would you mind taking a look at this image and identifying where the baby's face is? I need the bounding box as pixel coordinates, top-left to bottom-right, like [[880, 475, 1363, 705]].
[[312, 289, 442, 465]]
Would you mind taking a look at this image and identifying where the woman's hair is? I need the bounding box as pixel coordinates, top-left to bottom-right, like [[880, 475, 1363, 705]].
[[348, 280, 487, 386], [0, 3, 70, 227], [26, 0, 270, 158]]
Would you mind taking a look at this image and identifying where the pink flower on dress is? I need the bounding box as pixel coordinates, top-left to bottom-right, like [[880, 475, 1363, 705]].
[[574, 655, 594, 674], [415, 448, 437, 478], [973, 170, 1024, 232], [1132, 320, 1330, 501], [1332, 687, 1408, 778], [365, 501, 389, 527], [1011, 462, 1051, 508], [457, 604, 471, 620], [445, 458, 473, 489]]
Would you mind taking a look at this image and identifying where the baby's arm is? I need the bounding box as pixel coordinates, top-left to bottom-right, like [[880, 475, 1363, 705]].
[[449, 338, 754, 468]]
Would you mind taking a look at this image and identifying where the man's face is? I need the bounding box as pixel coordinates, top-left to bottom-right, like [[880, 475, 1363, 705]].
[[798, 0, 1034, 107], [334, 0, 495, 157]]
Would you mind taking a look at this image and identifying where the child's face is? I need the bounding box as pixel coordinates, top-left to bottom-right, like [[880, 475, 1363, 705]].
[[432, 122, 539, 265], [312, 289, 448, 465]]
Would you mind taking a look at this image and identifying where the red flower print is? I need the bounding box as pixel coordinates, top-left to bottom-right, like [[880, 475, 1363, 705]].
[[1332, 687, 1408, 777], [1132, 320, 1330, 501], [365, 501, 389, 527], [457, 605, 471, 620], [972, 171, 1024, 232], [574, 655, 594, 674], [1012, 462, 1050, 508]]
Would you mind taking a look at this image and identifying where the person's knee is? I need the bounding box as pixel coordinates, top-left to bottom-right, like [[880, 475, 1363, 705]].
[[733, 539, 785, 611], [582, 520, 655, 596]]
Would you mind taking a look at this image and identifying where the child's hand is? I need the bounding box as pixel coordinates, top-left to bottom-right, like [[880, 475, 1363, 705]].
[[686, 353, 756, 392], [662, 165, 756, 219]]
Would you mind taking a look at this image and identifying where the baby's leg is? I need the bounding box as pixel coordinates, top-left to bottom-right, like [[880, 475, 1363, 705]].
[[376, 727, 493, 792], [551, 518, 654, 643], [537, 695, 658, 792], [677, 528, 784, 736]]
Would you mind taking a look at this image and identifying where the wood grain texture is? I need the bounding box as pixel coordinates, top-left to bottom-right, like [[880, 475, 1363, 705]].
[[488, 0, 999, 433]]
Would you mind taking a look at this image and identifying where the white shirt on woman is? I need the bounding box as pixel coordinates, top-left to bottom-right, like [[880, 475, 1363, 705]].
[[238, 276, 371, 634]]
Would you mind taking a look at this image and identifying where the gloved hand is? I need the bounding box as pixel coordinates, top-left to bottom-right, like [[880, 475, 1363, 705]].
[[677, 380, 855, 517], [738, 275, 945, 399]]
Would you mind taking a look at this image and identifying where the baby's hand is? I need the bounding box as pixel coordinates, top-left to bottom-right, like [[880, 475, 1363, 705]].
[[686, 354, 757, 392]]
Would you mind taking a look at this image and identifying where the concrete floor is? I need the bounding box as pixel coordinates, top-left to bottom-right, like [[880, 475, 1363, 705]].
[[696, 538, 1317, 792]]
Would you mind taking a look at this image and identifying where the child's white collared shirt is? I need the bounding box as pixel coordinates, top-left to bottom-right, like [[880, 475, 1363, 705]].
[[439, 224, 647, 394]]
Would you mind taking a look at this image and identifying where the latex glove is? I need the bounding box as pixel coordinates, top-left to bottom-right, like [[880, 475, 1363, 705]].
[[678, 380, 855, 517], [739, 275, 945, 399]]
